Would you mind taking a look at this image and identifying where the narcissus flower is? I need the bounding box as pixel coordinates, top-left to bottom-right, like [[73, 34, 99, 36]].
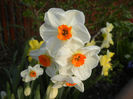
[[101, 22, 114, 48], [40, 8, 90, 55], [20, 64, 43, 82], [28, 39, 44, 62], [55, 38, 100, 80], [51, 74, 84, 92], [100, 50, 115, 76], [29, 43, 58, 77]]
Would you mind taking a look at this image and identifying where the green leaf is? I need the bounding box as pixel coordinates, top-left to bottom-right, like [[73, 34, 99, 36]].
[[56, 87, 64, 99], [34, 85, 41, 99], [18, 40, 30, 71], [13, 51, 18, 64], [17, 86, 24, 99], [23, 9, 33, 17], [11, 93, 15, 99], [6, 82, 11, 99]]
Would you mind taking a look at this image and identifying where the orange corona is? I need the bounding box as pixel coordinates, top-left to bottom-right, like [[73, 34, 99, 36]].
[[72, 53, 86, 67], [29, 71, 36, 77], [57, 25, 72, 40], [38, 55, 51, 67], [66, 82, 77, 86]]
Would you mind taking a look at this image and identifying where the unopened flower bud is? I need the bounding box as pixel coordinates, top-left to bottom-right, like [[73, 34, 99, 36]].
[[24, 86, 31, 96], [46, 85, 58, 99], [49, 87, 58, 99]]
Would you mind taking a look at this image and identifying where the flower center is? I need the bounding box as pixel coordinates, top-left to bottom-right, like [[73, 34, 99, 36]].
[[72, 53, 86, 67], [57, 25, 72, 40], [38, 55, 51, 67], [29, 71, 36, 77], [66, 82, 77, 87]]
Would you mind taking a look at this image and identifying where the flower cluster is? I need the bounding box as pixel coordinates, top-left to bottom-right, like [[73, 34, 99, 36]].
[[20, 8, 114, 96]]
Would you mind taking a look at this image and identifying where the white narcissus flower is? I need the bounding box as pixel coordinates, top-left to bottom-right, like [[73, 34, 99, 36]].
[[29, 42, 58, 77], [21, 64, 43, 82], [101, 22, 114, 48], [40, 8, 90, 55], [55, 38, 100, 81], [51, 74, 84, 92]]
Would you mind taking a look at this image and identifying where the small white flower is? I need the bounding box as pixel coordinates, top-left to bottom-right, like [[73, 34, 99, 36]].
[[40, 8, 90, 56], [29, 43, 58, 77], [24, 86, 31, 96], [51, 74, 84, 92], [20, 64, 43, 82], [55, 39, 100, 81]]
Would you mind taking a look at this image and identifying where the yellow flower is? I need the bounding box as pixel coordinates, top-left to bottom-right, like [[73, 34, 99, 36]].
[[86, 40, 96, 46], [100, 50, 114, 76], [29, 39, 44, 51], [24, 86, 31, 96], [28, 39, 44, 62], [101, 22, 114, 48], [101, 22, 114, 33]]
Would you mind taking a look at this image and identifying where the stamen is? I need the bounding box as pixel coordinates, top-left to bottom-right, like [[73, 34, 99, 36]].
[[38, 55, 51, 67], [57, 25, 72, 40], [66, 82, 77, 86], [72, 53, 86, 67], [29, 71, 36, 77]]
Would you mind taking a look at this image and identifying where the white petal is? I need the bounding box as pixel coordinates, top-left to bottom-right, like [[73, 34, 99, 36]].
[[52, 82, 64, 88], [101, 28, 106, 33], [34, 64, 44, 76], [46, 37, 65, 56], [29, 44, 48, 61], [80, 46, 100, 69], [59, 66, 73, 75], [74, 81, 84, 92], [33, 64, 40, 69], [55, 47, 73, 67], [79, 46, 100, 55], [64, 37, 84, 52], [72, 65, 92, 81], [51, 75, 67, 82], [20, 69, 28, 77], [66, 76, 80, 84], [46, 63, 58, 77], [72, 23, 91, 43], [86, 55, 99, 69], [40, 24, 58, 41], [65, 76, 84, 92], [44, 8, 65, 27], [64, 10, 85, 25], [23, 75, 32, 82]]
